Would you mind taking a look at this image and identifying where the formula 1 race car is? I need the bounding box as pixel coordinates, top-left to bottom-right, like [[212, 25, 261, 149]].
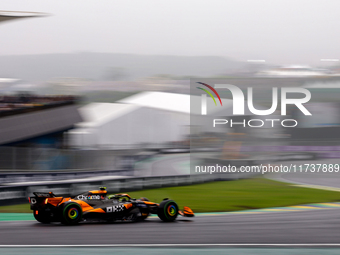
[[29, 187, 194, 225]]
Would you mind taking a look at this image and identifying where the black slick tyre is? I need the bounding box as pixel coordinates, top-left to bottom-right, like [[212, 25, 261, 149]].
[[157, 200, 178, 222], [60, 203, 83, 225]]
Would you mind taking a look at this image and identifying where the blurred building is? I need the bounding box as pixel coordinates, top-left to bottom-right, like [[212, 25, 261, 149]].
[[0, 78, 20, 93], [67, 92, 190, 149], [257, 65, 331, 77], [67, 91, 278, 149], [291, 82, 340, 140], [0, 95, 81, 147]]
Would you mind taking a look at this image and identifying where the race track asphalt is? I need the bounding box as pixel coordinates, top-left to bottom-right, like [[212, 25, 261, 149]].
[[1, 208, 340, 245]]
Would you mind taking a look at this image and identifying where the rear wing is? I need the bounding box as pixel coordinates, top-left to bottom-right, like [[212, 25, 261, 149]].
[[33, 192, 56, 198], [29, 192, 63, 209]]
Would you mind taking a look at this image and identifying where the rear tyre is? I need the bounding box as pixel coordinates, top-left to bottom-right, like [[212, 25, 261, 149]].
[[33, 210, 51, 224], [60, 203, 83, 225], [157, 200, 178, 222]]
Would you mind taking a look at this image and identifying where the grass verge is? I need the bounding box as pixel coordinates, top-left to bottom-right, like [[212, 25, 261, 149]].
[[1, 178, 340, 213]]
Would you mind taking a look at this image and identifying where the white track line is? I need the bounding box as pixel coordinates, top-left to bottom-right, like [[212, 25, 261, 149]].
[[1, 244, 340, 247]]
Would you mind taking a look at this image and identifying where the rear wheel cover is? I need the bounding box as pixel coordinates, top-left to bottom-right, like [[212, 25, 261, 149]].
[[166, 204, 177, 217], [62, 203, 82, 224]]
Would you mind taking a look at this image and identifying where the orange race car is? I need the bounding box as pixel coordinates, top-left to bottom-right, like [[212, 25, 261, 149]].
[[29, 187, 194, 225]]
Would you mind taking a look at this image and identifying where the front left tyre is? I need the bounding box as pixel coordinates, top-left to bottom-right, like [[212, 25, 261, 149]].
[[157, 200, 179, 222]]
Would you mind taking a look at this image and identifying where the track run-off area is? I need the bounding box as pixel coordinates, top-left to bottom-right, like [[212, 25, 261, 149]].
[[1, 203, 340, 246]]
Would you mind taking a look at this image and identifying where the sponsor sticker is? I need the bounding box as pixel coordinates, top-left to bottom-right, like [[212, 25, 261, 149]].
[[77, 194, 101, 200], [106, 205, 125, 213]]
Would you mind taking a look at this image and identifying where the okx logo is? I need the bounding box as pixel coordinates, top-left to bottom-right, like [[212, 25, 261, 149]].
[[196, 82, 223, 115]]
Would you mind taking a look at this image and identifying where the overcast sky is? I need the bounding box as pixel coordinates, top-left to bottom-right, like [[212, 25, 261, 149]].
[[1, 0, 340, 65]]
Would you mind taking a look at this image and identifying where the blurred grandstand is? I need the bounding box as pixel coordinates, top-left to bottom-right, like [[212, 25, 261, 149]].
[[0, 10, 46, 23], [256, 65, 336, 77]]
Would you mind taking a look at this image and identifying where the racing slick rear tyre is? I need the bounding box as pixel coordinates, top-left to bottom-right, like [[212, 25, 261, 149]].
[[60, 203, 83, 225], [33, 210, 51, 224], [157, 200, 178, 222]]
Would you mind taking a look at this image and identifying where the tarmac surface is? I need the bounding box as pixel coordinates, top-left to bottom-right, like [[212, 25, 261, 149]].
[[1, 207, 340, 246]]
